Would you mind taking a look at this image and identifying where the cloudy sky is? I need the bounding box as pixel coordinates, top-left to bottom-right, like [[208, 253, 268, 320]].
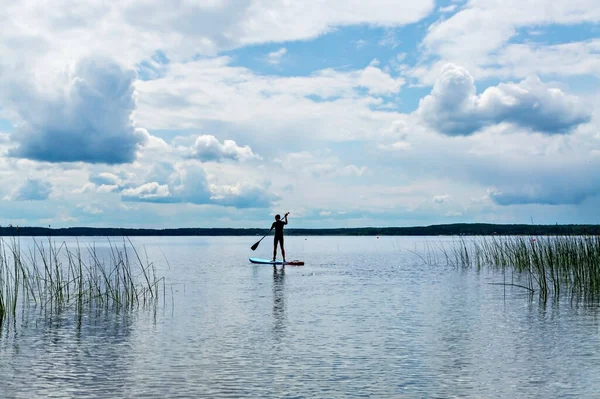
[[0, 0, 599, 228]]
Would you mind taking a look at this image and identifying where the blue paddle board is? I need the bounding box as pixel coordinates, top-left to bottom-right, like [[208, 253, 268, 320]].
[[249, 257, 304, 266]]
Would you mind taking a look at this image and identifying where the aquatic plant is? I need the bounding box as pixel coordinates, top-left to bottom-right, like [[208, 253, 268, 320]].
[[0, 236, 164, 326], [442, 235, 600, 301]]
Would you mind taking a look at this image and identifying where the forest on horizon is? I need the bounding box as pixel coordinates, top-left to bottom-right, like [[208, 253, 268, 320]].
[[0, 223, 599, 236]]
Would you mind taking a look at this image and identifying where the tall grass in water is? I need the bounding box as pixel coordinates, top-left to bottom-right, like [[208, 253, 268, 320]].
[[444, 235, 600, 301], [0, 236, 164, 327]]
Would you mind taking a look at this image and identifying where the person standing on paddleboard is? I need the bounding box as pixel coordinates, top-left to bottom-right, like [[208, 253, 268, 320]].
[[271, 212, 289, 264]]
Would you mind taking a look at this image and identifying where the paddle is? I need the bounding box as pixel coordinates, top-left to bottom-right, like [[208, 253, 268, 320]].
[[251, 231, 270, 251]]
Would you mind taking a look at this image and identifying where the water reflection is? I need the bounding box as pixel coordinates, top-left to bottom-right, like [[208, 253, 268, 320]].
[[0, 306, 141, 398], [272, 268, 286, 338]]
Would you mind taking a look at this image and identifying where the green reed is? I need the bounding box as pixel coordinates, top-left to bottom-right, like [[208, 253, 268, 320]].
[[0, 236, 164, 324], [440, 235, 600, 301]]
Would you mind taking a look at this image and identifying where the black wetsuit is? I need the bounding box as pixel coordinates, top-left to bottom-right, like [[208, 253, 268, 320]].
[[272, 220, 286, 246]]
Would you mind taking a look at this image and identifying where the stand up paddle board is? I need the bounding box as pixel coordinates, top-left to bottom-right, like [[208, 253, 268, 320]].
[[249, 257, 304, 266]]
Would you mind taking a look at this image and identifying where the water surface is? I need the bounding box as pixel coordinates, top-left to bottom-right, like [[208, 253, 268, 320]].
[[1, 236, 600, 398]]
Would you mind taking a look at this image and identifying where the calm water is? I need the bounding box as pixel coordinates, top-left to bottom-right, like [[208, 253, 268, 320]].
[[1, 236, 600, 398]]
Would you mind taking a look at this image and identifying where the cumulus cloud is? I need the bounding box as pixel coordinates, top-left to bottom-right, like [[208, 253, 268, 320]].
[[209, 182, 276, 208], [7, 57, 147, 164], [122, 182, 172, 202], [2, 1, 599, 227], [433, 195, 450, 203], [75, 171, 129, 194], [276, 151, 367, 178], [176, 165, 214, 204], [189, 135, 260, 162], [8, 179, 52, 201], [122, 163, 211, 204], [134, 57, 403, 142], [119, 162, 272, 208], [90, 172, 121, 186], [418, 64, 591, 135]]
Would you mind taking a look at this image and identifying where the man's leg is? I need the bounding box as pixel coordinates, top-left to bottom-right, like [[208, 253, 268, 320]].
[[280, 238, 286, 262], [273, 237, 278, 261]]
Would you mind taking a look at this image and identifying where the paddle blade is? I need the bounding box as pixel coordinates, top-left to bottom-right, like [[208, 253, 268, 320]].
[[251, 241, 260, 251]]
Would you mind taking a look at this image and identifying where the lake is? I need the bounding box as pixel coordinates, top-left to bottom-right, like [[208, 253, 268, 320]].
[[1, 235, 600, 398]]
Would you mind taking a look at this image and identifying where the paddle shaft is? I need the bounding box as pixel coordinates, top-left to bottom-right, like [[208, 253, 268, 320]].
[[251, 230, 271, 250]]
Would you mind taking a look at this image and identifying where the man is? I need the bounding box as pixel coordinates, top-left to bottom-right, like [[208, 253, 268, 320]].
[[271, 212, 289, 264]]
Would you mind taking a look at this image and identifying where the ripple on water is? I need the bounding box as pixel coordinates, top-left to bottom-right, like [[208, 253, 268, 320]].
[[2, 236, 600, 398]]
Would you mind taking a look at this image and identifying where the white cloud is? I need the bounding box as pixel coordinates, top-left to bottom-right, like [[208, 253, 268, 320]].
[[446, 128, 600, 206], [236, 1, 435, 46], [77, 204, 104, 215], [188, 135, 261, 162], [433, 195, 450, 203], [122, 182, 172, 201], [90, 172, 121, 186], [357, 61, 405, 95], [276, 151, 367, 179], [8, 179, 52, 201], [157, 163, 212, 205], [134, 58, 403, 143], [418, 64, 591, 135], [96, 184, 119, 193], [379, 140, 412, 151], [1, 1, 600, 227], [117, 156, 275, 208], [267, 48, 287, 65], [413, 39, 600, 84], [491, 40, 600, 79], [5, 57, 147, 164], [412, 0, 600, 83], [364, 106, 600, 209], [423, 1, 600, 60], [209, 181, 275, 208], [0, 0, 435, 74], [355, 39, 368, 49], [439, 5, 458, 13], [378, 30, 401, 49]]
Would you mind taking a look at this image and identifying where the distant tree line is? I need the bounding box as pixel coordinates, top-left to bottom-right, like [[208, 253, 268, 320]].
[[0, 223, 599, 236]]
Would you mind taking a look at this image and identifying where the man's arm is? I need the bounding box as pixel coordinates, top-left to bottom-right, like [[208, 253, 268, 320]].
[[283, 212, 289, 225]]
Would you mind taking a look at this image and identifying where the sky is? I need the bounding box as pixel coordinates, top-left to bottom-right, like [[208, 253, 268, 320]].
[[0, 0, 599, 228]]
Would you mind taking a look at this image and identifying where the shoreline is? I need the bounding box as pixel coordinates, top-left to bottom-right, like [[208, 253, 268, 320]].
[[1, 223, 599, 236]]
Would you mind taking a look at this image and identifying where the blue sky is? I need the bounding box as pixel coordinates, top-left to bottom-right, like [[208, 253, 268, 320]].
[[0, 0, 599, 228]]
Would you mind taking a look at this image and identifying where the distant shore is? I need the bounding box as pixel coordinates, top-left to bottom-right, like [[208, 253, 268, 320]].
[[0, 223, 599, 236]]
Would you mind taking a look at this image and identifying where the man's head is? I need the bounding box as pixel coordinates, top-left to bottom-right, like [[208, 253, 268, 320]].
[[275, 214, 281, 221]]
